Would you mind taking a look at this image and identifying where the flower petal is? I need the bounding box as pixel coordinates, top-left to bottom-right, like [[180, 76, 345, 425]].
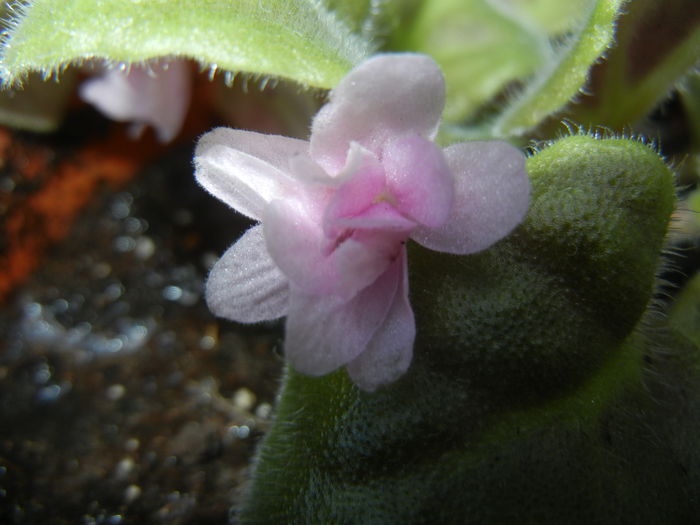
[[288, 153, 335, 185], [194, 128, 311, 220], [383, 134, 453, 228], [80, 59, 191, 143], [411, 140, 530, 254], [263, 195, 326, 293], [310, 54, 445, 174], [264, 198, 393, 300], [323, 146, 385, 227], [346, 251, 415, 391], [332, 203, 416, 232], [206, 225, 289, 323], [284, 259, 401, 376]]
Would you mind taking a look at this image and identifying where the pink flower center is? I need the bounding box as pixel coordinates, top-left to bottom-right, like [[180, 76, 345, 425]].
[[322, 162, 417, 261]]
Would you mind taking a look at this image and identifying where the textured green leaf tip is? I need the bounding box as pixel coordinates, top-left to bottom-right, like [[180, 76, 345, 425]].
[[0, 0, 372, 89], [240, 135, 679, 523], [409, 135, 675, 403]]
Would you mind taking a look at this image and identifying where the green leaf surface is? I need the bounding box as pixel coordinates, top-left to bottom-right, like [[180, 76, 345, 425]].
[[0, 0, 372, 89], [392, 0, 551, 122], [323, 0, 405, 43], [679, 73, 700, 151], [670, 272, 700, 350], [505, 0, 591, 35], [492, 0, 624, 137], [688, 185, 700, 232], [0, 1, 73, 131], [568, 0, 700, 130], [240, 136, 686, 523]]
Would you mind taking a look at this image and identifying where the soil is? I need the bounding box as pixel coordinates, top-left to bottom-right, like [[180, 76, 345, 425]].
[[0, 98, 284, 524]]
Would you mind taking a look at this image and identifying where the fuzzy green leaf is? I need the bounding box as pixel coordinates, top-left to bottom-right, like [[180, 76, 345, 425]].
[[0, 0, 372, 89], [323, 0, 404, 43], [0, 2, 74, 131], [492, 0, 625, 137], [506, 0, 591, 35], [240, 136, 686, 522]]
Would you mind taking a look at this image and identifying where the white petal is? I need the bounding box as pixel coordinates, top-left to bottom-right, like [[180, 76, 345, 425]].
[[194, 127, 311, 220], [411, 141, 530, 254], [80, 59, 190, 143], [310, 54, 445, 174], [206, 225, 289, 323], [288, 153, 335, 184], [284, 259, 401, 376], [346, 251, 415, 391]]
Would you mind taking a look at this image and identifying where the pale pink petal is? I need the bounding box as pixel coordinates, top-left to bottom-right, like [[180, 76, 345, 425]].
[[206, 225, 289, 323], [264, 198, 393, 300], [262, 196, 327, 293], [333, 229, 408, 298], [284, 260, 401, 376], [346, 252, 414, 391], [332, 142, 381, 184], [194, 128, 311, 220], [310, 54, 445, 174], [332, 203, 416, 232], [80, 59, 191, 143], [322, 148, 385, 237], [411, 141, 530, 254], [383, 134, 453, 228]]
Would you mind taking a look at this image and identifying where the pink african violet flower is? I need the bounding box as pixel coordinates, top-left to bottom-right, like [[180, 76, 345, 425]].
[[194, 53, 530, 391], [80, 58, 191, 143]]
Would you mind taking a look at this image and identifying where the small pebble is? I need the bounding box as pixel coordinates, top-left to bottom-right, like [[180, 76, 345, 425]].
[[124, 484, 142, 504], [255, 402, 273, 420], [114, 457, 135, 479], [106, 384, 126, 401], [125, 438, 140, 452], [233, 388, 256, 411]]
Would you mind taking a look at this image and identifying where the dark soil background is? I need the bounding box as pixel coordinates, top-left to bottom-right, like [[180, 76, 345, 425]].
[[0, 96, 286, 524]]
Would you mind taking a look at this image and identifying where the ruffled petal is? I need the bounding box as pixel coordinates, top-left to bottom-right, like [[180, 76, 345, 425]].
[[411, 140, 530, 254], [332, 203, 416, 232], [80, 59, 191, 143], [322, 146, 386, 238], [284, 259, 401, 376], [205, 225, 289, 323], [264, 198, 393, 300], [194, 128, 311, 220], [346, 251, 415, 391], [383, 134, 453, 228], [310, 54, 445, 175]]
